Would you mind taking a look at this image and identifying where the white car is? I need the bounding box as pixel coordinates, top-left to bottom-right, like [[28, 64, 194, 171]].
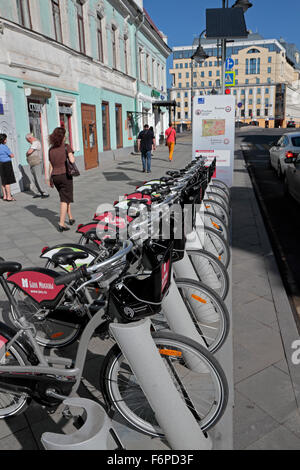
[[269, 132, 300, 178], [284, 154, 300, 203]]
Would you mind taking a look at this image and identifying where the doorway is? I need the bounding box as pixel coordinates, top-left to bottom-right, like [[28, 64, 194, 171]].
[[81, 104, 99, 170]]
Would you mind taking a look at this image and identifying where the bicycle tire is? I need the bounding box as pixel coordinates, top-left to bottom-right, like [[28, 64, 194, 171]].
[[202, 200, 230, 227], [205, 191, 229, 211], [208, 185, 230, 205], [100, 331, 228, 436], [202, 211, 229, 241], [155, 277, 230, 352], [9, 286, 81, 349], [193, 227, 230, 269], [184, 248, 229, 300], [0, 340, 31, 418], [209, 179, 230, 195]]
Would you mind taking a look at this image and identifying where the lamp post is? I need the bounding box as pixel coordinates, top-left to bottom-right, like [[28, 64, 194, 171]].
[[191, 30, 208, 129]]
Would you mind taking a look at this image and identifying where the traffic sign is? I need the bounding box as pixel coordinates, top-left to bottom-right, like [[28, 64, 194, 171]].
[[225, 58, 234, 71], [225, 71, 236, 86], [237, 102, 243, 108]]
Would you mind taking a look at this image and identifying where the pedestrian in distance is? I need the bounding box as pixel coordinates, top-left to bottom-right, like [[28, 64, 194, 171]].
[[137, 124, 156, 173], [48, 127, 75, 232], [25, 133, 49, 199], [165, 123, 176, 162], [0, 133, 16, 201]]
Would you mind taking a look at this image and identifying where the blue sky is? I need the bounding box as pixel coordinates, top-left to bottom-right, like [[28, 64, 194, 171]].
[[144, 0, 300, 50]]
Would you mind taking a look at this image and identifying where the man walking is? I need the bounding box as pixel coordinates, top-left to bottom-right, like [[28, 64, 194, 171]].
[[137, 124, 156, 173], [26, 133, 49, 198], [165, 123, 176, 162]]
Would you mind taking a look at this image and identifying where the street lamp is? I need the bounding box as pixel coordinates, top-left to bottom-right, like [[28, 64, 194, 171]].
[[191, 30, 208, 129], [232, 0, 253, 12]]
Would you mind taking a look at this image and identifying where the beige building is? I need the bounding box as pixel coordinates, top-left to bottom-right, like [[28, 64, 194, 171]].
[[170, 34, 300, 129]]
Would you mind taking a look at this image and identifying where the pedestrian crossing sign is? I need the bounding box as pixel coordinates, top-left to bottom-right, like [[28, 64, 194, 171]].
[[225, 71, 235, 86]]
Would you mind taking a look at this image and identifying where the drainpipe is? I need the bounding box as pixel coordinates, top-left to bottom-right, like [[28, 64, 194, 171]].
[[135, 12, 145, 141]]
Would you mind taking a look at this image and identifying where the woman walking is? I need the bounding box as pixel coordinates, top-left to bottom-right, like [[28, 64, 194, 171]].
[[0, 133, 16, 201], [165, 123, 176, 162], [48, 127, 75, 232]]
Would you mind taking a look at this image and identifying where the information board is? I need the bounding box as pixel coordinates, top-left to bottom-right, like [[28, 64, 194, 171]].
[[192, 94, 235, 187]]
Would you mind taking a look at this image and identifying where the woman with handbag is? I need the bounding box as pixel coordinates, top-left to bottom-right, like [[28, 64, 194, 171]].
[[0, 133, 17, 201], [48, 127, 77, 232]]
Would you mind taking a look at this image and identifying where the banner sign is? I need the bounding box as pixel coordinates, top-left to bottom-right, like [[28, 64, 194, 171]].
[[192, 94, 235, 187]]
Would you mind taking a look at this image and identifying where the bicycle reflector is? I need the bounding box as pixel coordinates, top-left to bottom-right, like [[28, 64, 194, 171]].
[[159, 349, 182, 357], [41, 247, 49, 254]]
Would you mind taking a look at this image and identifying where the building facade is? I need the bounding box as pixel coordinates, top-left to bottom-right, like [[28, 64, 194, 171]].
[[0, 0, 170, 193], [169, 34, 300, 130]]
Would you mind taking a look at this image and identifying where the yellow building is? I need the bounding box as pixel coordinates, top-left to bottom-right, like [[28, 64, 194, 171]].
[[170, 34, 300, 129]]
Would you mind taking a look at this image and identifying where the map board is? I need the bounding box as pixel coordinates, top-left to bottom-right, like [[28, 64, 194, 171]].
[[192, 95, 235, 187]]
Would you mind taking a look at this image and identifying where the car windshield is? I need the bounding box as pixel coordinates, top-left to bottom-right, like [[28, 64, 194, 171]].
[[291, 136, 300, 147]]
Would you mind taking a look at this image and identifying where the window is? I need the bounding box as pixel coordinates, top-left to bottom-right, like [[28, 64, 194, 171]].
[[201, 71, 204, 77], [177, 112, 181, 119], [185, 112, 188, 118], [249, 89, 253, 95], [112, 25, 117, 69], [201, 81, 204, 87], [185, 63, 188, 68], [241, 109, 245, 117], [179, 83, 182, 88], [233, 90, 237, 95], [235, 59, 238, 65], [216, 79, 220, 87], [175, 64, 179, 69], [97, 14, 104, 62], [241, 89, 245, 95], [177, 102, 180, 108], [180, 63, 183, 68], [193, 81, 197, 87], [178, 73, 182, 79], [257, 109, 260, 116], [246, 57, 260, 74], [186, 82, 189, 88], [216, 70, 220, 76], [265, 108, 268, 116], [16, 0, 32, 29], [249, 99, 253, 105], [268, 67, 271, 74], [76, 0, 85, 54], [247, 48, 261, 54], [265, 88, 269, 94], [139, 48, 143, 80], [265, 98, 269, 105], [267, 78, 271, 84], [184, 102, 188, 108], [184, 92, 188, 97], [193, 72, 196, 78], [235, 69, 238, 75], [245, 79, 249, 84], [268, 57, 272, 63], [146, 54, 151, 84], [256, 78, 260, 84], [186, 72, 189, 78], [177, 92, 180, 98], [249, 109, 252, 117], [51, 0, 62, 42], [257, 98, 261, 104], [209, 81, 212, 86], [209, 71, 212, 77]]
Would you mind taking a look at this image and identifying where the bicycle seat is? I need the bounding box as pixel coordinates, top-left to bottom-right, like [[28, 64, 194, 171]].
[[0, 261, 22, 276], [52, 249, 89, 266]]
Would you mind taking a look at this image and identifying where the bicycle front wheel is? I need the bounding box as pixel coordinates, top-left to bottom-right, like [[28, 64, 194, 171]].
[[9, 287, 81, 348], [195, 227, 231, 269], [100, 332, 228, 437]]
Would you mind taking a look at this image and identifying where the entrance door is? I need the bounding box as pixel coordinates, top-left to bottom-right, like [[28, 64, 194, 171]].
[[81, 104, 98, 170], [0, 91, 21, 193]]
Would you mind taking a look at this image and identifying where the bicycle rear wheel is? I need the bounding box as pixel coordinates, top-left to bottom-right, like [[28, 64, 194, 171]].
[[209, 179, 230, 195], [100, 331, 228, 437], [9, 286, 81, 348], [194, 227, 230, 269], [202, 212, 229, 241], [202, 200, 230, 226]]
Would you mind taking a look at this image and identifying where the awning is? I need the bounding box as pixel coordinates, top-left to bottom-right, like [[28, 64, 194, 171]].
[[24, 86, 52, 99], [152, 100, 177, 109]]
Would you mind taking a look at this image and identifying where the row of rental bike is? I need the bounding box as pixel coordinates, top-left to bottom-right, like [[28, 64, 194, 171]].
[[0, 156, 231, 447]]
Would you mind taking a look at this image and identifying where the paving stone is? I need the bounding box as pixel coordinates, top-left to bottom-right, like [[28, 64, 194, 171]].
[[245, 425, 300, 450]]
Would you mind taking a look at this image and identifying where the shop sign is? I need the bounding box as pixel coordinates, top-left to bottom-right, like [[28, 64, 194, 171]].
[[59, 105, 73, 115], [151, 90, 160, 98], [28, 102, 43, 113]]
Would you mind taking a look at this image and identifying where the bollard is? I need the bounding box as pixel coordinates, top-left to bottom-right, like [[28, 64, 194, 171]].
[[110, 318, 212, 450], [41, 397, 121, 450]]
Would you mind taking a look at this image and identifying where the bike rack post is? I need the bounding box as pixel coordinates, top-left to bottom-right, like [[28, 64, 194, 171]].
[[41, 397, 122, 450], [110, 318, 212, 450]]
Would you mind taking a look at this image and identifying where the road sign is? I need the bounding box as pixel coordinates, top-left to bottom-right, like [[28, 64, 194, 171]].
[[225, 71, 236, 87], [225, 58, 234, 71], [237, 102, 243, 108]]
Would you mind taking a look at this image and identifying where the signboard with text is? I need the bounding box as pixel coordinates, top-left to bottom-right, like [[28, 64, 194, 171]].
[[192, 95, 235, 187]]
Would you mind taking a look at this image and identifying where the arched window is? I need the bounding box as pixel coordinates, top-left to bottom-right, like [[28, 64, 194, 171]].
[[247, 48, 261, 54]]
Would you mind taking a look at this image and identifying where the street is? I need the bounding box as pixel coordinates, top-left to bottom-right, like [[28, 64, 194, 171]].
[[237, 128, 300, 324]]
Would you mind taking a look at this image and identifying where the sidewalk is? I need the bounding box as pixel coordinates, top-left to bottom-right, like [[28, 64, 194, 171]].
[[232, 143, 300, 449], [0, 139, 195, 450]]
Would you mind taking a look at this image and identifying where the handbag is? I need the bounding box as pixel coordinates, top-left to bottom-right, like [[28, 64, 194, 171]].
[[65, 146, 80, 177]]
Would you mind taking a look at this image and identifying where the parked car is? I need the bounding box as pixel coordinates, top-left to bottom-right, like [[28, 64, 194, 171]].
[[287, 120, 296, 128], [284, 153, 300, 203], [269, 132, 300, 178]]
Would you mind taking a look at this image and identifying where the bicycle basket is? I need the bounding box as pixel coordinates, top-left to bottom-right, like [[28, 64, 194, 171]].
[[109, 240, 173, 322]]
